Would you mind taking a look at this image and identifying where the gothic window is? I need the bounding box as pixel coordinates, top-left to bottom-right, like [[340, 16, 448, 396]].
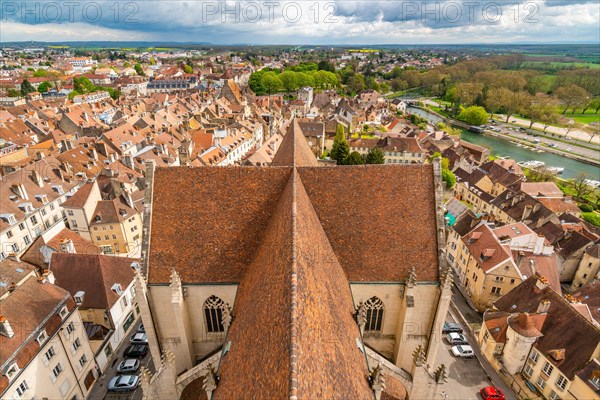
[[204, 296, 226, 333], [365, 297, 384, 332]]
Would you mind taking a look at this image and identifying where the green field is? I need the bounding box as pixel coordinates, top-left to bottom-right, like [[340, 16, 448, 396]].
[[568, 114, 600, 125], [521, 61, 600, 70]]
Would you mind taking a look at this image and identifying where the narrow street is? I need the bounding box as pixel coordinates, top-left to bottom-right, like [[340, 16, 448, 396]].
[[88, 318, 153, 400]]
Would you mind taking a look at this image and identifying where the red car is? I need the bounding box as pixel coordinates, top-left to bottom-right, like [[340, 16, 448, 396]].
[[480, 386, 505, 400]]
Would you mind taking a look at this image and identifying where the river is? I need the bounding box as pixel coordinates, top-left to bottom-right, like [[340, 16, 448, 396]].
[[407, 106, 599, 179]]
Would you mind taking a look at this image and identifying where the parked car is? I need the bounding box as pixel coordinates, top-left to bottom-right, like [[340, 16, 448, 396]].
[[137, 323, 145, 333], [446, 332, 468, 345], [519, 127, 526, 131], [124, 344, 148, 358], [480, 386, 505, 400], [549, 143, 557, 147], [442, 322, 463, 334], [130, 332, 148, 344], [117, 358, 141, 374], [108, 375, 140, 392], [451, 345, 475, 358]]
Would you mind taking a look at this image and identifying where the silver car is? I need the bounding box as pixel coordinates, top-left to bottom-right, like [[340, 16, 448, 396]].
[[117, 359, 140, 374], [108, 375, 139, 392]]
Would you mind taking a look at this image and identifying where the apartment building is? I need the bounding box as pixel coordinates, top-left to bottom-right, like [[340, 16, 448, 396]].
[[50, 253, 139, 371], [489, 275, 600, 400], [0, 157, 79, 258], [0, 261, 98, 399]]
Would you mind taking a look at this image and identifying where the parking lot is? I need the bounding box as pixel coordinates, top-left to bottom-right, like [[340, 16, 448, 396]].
[[88, 320, 153, 400]]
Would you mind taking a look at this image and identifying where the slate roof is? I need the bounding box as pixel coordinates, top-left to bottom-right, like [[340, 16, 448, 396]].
[[495, 275, 600, 379]]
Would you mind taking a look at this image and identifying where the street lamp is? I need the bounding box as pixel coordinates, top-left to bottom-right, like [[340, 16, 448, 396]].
[[441, 390, 448, 400]]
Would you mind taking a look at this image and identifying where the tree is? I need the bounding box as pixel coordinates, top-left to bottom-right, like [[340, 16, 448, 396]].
[[7, 88, 20, 97], [583, 124, 600, 144], [442, 168, 456, 189], [554, 84, 590, 114], [560, 118, 582, 139], [571, 173, 594, 201], [454, 82, 483, 107], [345, 151, 365, 165], [261, 72, 283, 94], [317, 60, 335, 72], [37, 81, 52, 93], [458, 106, 488, 126], [279, 71, 301, 92], [330, 125, 349, 165], [523, 93, 559, 129], [183, 65, 193, 74], [20, 79, 35, 96], [349, 74, 365, 93], [365, 147, 385, 164], [134, 63, 145, 76], [588, 97, 600, 114]]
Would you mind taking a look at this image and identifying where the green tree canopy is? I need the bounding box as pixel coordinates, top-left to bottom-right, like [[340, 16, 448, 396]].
[[134, 63, 145, 76], [330, 125, 349, 165], [37, 81, 52, 93], [365, 147, 385, 164], [345, 151, 365, 165], [458, 106, 488, 126], [20, 79, 36, 96]]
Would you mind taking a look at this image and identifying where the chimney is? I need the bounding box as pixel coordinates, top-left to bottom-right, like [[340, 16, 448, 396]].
[[90, 148, 98, 160], [536, 299, 551, 314], [11, 183, 28, 200], [535, 276, 548, 291], [0, 316, 15, 338], [123, 189, 135, 209], [533, 202, 541, 214], [522, 205, 533, 221], [59, 238, 76, 254], [32, 170, 44, 187], [42, 269, 55, 284], [36, 151, 45, 160], [7, 282, 16, 293], [511, 195, 519, 207]]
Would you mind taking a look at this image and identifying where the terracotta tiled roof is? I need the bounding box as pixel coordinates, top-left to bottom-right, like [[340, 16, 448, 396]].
[[21, 228, 101, 267], [271, 119, 319, 167], [573, 280, 600, 325], [214, 170, 374, 399], [0, 277, 74, 394], [50, 253, 137, 309], [495, 275, 600, 379], [461, 224, 511, 273], [508, 312, 546, 338]]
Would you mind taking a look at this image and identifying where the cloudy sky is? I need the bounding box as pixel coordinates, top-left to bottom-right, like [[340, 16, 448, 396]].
[[2, 0, 599, 44]]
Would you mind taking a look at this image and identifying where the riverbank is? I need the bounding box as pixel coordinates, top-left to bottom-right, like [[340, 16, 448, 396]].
[[409, 105, 600, 168]]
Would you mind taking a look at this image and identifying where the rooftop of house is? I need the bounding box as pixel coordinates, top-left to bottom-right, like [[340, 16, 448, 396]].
[[495, 275, 600, 380], [573, 280, 600, 326], [0, 276, 74, 394], [50, 253, 138, 310], [0, 259, 37, 298], [461, 224, 512, 272]]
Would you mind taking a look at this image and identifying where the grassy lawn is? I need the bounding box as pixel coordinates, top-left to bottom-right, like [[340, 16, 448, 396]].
[[562, 113, 600, 125], [350, 133, 378, 139]]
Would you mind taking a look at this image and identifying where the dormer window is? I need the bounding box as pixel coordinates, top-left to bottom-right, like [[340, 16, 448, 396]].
[[36, 330, 47, 344], [95, 215, 102, 223], [35, 194, 48, 204], [74, 291, 85, 305], [112, 283, 123, 295], [0, 214, 16, 225], [51, 185, 64, 195], [5, 362, 19, 381], [18, 203, 34, 213], [59, 306, 68, 319]]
